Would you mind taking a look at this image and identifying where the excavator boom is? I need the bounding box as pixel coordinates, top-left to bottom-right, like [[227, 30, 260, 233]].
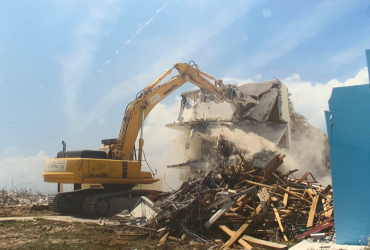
[[113, 62, 257, 161]]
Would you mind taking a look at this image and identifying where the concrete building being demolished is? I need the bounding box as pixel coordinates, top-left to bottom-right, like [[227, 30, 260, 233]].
[[166, 79, 292, 174]]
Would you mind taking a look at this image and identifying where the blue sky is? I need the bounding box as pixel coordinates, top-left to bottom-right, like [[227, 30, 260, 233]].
[[0, 0, 369, 191]]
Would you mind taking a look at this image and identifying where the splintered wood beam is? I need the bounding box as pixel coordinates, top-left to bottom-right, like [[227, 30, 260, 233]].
[[238, 152, 251, 170], [242, 235, 288, 250], [246, 180, 273, 189], [204, 200, 235, 229], [219, 225, 253, 250], [283, 187, 289, 208], [221, 220, 253, 249], [322, 185, 332, 195], [277, 186, 312, 205], [307, 195, 319, 228], [273, 208, 288, 242], [325, 207, 333, 218], [159, 232, 169, 244], [279, 169, 298, 178]]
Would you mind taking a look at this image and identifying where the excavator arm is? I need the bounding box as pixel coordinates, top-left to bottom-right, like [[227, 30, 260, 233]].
[[113, 62, 258, 161]]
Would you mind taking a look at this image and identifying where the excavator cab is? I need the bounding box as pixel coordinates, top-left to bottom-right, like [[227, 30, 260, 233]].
[[99, 139, 117, 159]]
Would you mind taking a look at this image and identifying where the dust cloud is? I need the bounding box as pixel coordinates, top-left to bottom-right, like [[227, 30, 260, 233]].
[[282, 115, 332, 186]]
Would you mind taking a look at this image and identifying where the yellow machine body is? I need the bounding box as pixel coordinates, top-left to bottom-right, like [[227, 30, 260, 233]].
[[43, 158, 157, 185]]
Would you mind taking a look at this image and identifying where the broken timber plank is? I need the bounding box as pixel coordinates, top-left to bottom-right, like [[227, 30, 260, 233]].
[[307, 195, 319, 228], [159, 232, 169, 244], [264, 154, 285, 174], [322, 185, 332, 195], [204, 200, 235, 229], [277, 186, 312, 204], [283, 187, 289, 208], [273, 208, 288, 241], [168, 236, 181, 242], [219, 225, 253, 250], [242, 235, 288, 250], [221, 220, 253, 249], [246, 180, 273, 189]]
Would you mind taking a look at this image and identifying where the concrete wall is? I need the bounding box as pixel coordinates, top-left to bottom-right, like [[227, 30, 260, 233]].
[[324, 50, 370, 245]]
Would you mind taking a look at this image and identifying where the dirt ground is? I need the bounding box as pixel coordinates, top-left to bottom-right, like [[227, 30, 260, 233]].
[[0, 207, 289, 250], [0, 206, 54, 218], [0, 218, 217, 250]]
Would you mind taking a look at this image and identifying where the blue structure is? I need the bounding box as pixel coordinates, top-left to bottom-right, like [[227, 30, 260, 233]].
[[325, 50, 370, 245]]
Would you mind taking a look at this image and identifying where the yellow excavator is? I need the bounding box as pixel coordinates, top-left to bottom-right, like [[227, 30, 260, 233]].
[[44, 62, 257, 217]]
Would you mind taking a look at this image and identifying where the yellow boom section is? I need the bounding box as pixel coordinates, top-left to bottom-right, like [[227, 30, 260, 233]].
[[113, 62, 227, 160]]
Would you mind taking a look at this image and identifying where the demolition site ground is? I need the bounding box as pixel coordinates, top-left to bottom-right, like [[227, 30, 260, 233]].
[[0, 208, 283, 250]]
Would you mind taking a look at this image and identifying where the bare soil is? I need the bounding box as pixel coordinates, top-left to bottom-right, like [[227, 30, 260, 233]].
[[0, 218, 216, 250], [0, 206, 54, 218]]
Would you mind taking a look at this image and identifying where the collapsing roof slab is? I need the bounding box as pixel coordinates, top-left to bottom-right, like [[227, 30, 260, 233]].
[[166, 78, 291, 173], [237, 80, 275, 97]]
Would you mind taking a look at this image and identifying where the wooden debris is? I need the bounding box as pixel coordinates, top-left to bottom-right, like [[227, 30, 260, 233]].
[[119, 151, 334, 246], [159, 232, 169, 244], [307, 195, 319, 228], [242, 235, 288, 250], [221, 220, 252, 249], [219, 225, 253, 250], [297, 217, 334, 239], [283, 187, 289, 208], [273, 208, 288, 241]]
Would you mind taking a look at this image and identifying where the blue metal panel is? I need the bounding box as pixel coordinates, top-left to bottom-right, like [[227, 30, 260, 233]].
[[366, 49, 370, 83], [325, 84, 370, 245]]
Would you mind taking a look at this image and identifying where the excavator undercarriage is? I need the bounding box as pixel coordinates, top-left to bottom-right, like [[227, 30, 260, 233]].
[[48, 188, 150, 217]]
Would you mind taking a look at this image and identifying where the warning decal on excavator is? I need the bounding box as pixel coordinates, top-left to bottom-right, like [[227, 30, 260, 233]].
[[44, 160, 67, 172], [149, 93, 161, 104]]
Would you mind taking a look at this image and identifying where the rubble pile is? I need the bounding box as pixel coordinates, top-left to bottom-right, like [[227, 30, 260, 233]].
[[117, 153, 334, 249], [0, 188, 49, 207]]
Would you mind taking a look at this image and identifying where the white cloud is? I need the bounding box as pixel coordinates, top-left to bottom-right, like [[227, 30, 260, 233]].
[[156, 2, 169, 14], [104, 59, 111, 65], [284, 67, 369, 132], [0, 151, 55, 192], [255, 74, 262, 80], [98, 118, 105, 125], [222, 77, 254, 86], [59, 2, 119, 128], [263, 9, 271, 17]]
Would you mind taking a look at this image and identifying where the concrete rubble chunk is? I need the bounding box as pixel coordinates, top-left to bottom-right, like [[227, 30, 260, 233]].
[[250, 88, 278, 122], [237, 80, 276, 97]]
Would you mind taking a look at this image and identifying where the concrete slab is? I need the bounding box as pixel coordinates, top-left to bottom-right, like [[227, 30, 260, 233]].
[[180, 101, 236, 121], [193, 121, 288, 153], [237, 80, 276, 96], [250, 88, 278, 122]]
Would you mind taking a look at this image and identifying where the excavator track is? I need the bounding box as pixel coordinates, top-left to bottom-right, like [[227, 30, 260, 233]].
[[48, 188, 106, 215], [82, 189, 149, 217], [49, 188, 149, 217]]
